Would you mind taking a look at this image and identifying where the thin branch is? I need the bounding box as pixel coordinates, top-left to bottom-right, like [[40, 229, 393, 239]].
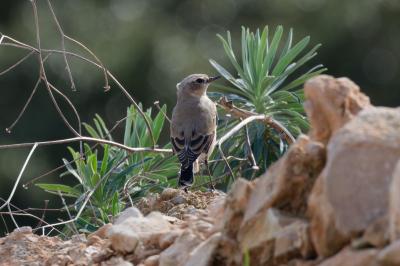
[[57, 190, 78, 235], [0, 136, 172, 153], [0, 51, 34, 76], [46, 0, 76, 90], [218, 97, 295, 144], [245, 124, 259, 170], [1, 42, 157, 147], [0, 144, 38, 215], [6, 77, 41, 133], [154, 101, 171, 124], [34, 200, 48, 230], [6, 52, 53, 133], [31, 0, 80, 137]]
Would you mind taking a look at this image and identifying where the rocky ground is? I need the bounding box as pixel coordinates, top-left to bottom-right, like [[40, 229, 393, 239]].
[[1, 75, 400, 266]]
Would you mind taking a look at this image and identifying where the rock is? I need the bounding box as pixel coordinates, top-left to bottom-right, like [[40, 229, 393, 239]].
[[161, 188, 181, 201], [185, 233, 221, 266], [218, 178, 253, 237], [238, 208, 314, 265], [101, 256, 134, 266], [377, 239, 400, 266], [144, 255, 160, 266], [304, 75, 370, 144], [107, 221, 140, 253], [114, 207, 143, 224], [242, 135, 325, 228], [159, 230, 203, 266], [308, 107, 400, 257], [88, 223, 112, 245], [308, 176, 349, 257], [361, 216, 389, 248], [159, 230, 183, 250], [108, 212, 173, 253], [318, 248, 378, 266], [389, 160, 400, 242]]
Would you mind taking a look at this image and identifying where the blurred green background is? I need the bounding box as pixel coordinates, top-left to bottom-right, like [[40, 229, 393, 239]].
[[0, 0, 399, 234]]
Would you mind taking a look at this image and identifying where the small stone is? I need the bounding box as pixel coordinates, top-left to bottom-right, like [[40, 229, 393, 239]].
[[114, 207, 143, 225], [171, 195, 186, 205]]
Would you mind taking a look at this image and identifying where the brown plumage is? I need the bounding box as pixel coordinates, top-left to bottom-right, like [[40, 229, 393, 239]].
[[170, 74, 219, 187]]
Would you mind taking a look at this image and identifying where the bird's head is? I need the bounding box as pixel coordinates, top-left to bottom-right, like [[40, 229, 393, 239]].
[[177, 74, 220, 97]]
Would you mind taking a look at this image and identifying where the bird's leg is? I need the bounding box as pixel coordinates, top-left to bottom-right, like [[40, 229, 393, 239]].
[[204, 159, 215, 190]]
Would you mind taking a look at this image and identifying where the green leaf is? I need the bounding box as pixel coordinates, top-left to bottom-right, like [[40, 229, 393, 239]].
[[36, 183, 81, 198], [272, 36, 310, 76]]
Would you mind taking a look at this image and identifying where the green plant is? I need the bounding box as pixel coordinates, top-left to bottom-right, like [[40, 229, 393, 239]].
[[209, 26, 326, 182], [36, 104, 179, 233]]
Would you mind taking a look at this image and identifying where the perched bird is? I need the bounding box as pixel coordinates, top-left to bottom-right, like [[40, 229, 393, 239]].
[[170, 74, 219, 188]]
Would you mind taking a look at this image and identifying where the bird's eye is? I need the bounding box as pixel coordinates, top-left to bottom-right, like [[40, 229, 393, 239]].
[[196, 78, 205, 84]]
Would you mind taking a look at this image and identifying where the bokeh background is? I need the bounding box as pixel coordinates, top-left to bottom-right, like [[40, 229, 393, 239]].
[[0, 0, 399, 234]]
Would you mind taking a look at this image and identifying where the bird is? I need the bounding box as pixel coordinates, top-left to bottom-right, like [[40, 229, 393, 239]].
[[170, 74, 219, 188]]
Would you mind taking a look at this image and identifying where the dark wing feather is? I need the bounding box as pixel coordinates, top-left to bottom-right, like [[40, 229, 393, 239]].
[[171, 132, 214, 169]]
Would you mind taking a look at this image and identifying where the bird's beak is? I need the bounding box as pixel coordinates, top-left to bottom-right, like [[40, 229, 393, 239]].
[[207, 76, 221, 83]]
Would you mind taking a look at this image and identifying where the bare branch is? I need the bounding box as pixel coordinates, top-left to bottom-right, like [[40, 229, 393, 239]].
[[218, 97, 295, 144], [0, 136, 172, 153], [0, 143, 38, 229], [6, 77, 41, 133], [31, 0, 80, 137], [46, 0, 76, 90], [0, 51, 34, 76]]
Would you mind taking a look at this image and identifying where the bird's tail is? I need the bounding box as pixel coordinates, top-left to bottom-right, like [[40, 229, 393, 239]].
[[179, 163, 194, 187]]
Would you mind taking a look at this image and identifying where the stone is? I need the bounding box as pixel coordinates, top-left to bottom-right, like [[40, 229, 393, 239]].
[[107, 222, 140, 253], [159, 230, 203, 266], [185, 233, 221, 266], [242, 135, 325, 228], [114, 207, 143, 225], [88, 223, 112, 244], [377, 239, 400, 266], [304, 75, 370, 144], [238, 208, 314, 265], [389, 160, 400, 242], [318, 248, 378, 266], [108, 211, 173, 253], [161, 188, 181, 201], [308, 107, 400, 257], [218, 178, 253, 237], [361, 216, 389, 248], [308, 176, 349, 257], [143, 255, 160, 266], [159, 229, 183, 250], [101, 256, 134, 266]]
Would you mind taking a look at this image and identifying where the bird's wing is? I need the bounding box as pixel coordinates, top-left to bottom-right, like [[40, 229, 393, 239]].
[[171, 131, 215, 170]]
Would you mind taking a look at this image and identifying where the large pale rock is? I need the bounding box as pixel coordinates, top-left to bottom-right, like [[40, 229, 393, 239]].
[[377, 239, 400, 266], [107, 223, 140, 253], [108, 211, 173, 253], [308, 107, 400, 257], [238, 208, 314, 265], [185, 233, 221, 266], [242, 135, 325, 229], [304, 75, 370, 144], [389, 160, 400, 242], [218, 178, 254, 236], [318, 248, 378, 266]]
